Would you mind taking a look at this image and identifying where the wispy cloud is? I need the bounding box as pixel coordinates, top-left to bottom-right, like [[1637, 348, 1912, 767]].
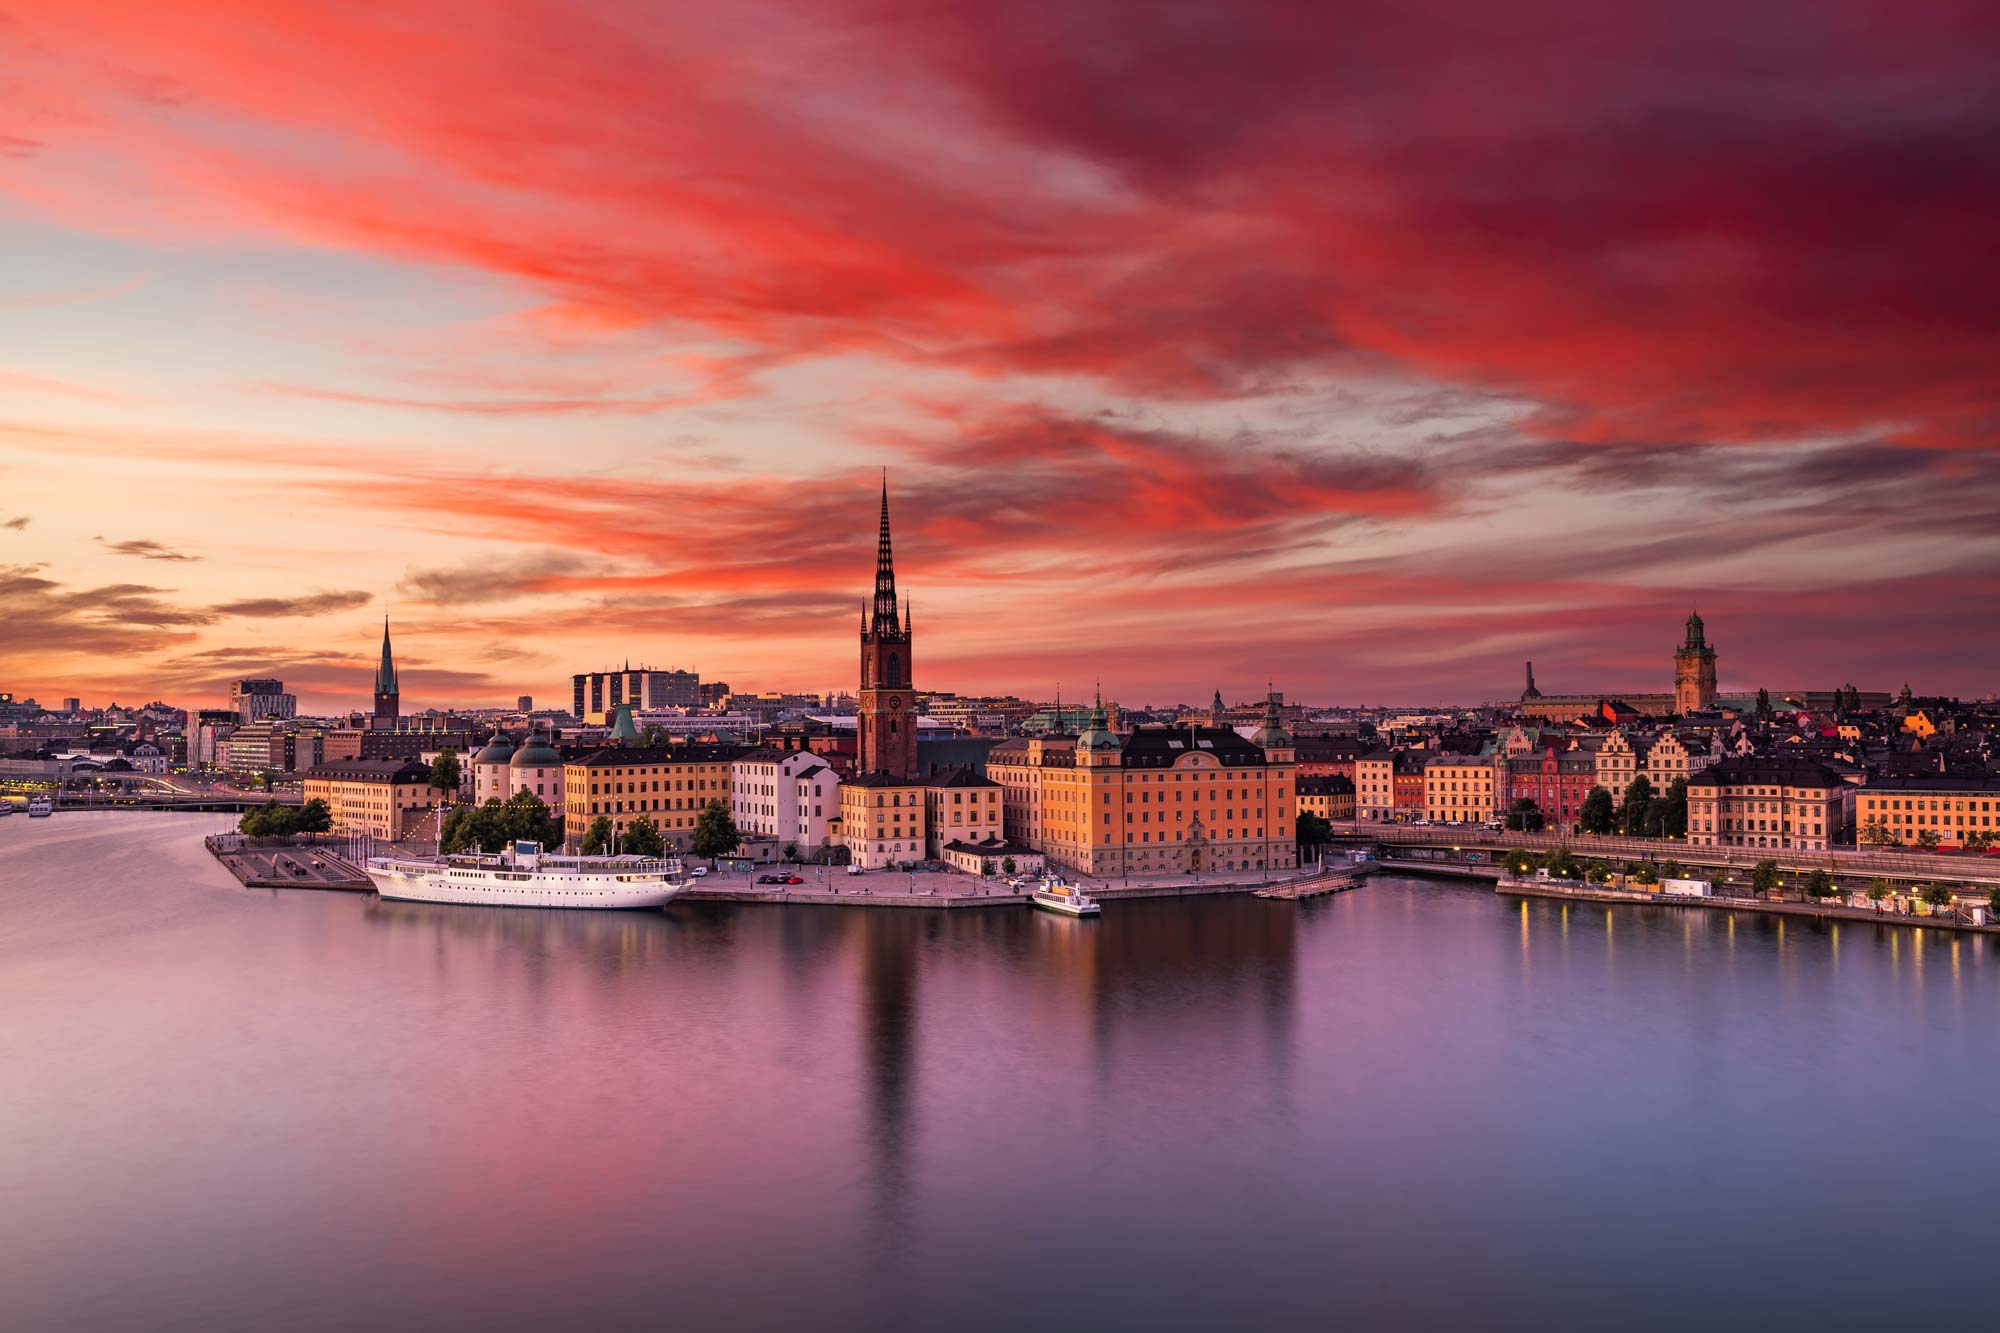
[[96, 537, 200, 562]]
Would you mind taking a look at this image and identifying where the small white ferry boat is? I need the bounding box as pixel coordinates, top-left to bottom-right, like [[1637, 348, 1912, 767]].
[[366, 839, 688, 910], [1030, 878, 1100, 917], [27, 794, 54, 818]]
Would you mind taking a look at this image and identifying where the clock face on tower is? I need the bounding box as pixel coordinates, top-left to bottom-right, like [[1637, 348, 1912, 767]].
[[888, 695, 904, 711]]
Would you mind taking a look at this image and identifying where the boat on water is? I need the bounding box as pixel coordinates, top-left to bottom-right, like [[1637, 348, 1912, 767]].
[[366, 839, 688, 910], [1030, 878, 1100, 917], [0, 800, 13, 816], [26, 795, 53, 818]]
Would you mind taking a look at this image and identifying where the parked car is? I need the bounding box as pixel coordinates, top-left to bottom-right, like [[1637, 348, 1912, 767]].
[[846, 864, 863, 876], [756, 873, 785, 884], [690, 866, 708, 878], [784, 875, 803, 885]]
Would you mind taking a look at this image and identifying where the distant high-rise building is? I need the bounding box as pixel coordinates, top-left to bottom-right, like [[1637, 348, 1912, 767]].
[[516, 695, 533, 712], [1674, 613, 1718, 713], [571, 665, 700, 723], [230, 678, 296, 725], [62, 697, 80, 713], [372, 618, 400, 729]]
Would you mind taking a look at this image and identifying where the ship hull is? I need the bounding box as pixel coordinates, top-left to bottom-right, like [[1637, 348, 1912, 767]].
[[366, 866, 682, 910]]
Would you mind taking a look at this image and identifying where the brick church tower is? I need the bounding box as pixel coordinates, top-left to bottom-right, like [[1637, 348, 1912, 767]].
[[1674, 611, 1718, 713], [858, 477, 917, 778]]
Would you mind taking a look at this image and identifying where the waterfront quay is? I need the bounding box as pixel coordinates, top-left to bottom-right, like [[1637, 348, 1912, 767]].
[[205, 834, 370, 891], [1493, 874, 2000, 937], [196, 829, 1361, 910]]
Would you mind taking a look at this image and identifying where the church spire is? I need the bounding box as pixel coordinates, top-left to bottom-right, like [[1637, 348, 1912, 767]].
[[375, 616, 398, 696], [869, 472, 901, 638]]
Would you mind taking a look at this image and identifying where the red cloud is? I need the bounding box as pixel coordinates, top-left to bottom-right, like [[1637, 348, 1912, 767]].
[[7, 0, 1997, 444]]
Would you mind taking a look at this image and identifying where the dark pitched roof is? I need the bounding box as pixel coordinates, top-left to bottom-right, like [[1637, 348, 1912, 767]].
[[1686, 756, 1850, 789], [305, 757, 430, 782], [1297, 774, 1355, 796], [1118, 724, 1271, 768], [844, 769, 926, 788], [926, 766, 999, 789]]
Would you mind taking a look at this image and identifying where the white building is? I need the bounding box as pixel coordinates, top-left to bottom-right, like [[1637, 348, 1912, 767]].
[[730, 748, 837, 858]]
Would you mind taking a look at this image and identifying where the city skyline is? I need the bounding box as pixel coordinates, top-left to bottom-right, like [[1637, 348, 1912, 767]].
[[5, 1, 1999, 707]]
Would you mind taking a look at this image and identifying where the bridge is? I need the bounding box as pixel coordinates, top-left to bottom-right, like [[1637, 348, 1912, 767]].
[[1330, 823, 2000, 892], [49, 787, 303, 814]]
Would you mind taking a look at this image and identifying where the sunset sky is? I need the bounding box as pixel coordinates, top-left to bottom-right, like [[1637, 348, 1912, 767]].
[[3, 0, 1997, 712]]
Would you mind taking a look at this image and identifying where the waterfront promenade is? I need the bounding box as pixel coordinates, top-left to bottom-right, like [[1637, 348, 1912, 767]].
[[1493, 873, 2000, 937]]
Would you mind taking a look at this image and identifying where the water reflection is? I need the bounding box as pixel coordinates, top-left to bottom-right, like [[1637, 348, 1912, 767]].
[[5, 819, 2000, 1333]]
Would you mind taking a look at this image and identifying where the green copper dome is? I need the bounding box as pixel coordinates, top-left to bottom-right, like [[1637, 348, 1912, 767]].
[[510, 732, 560, 767]]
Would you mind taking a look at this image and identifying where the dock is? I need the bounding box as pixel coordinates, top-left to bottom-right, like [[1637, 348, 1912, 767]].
[[205, 835, 372, 891], [1253, 865, 1371, 899]]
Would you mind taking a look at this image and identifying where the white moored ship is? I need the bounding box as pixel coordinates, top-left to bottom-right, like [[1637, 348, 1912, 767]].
[[367, 839, 688, 910], [27, 794, 53, 818], [1030, 878, 1100, 917]]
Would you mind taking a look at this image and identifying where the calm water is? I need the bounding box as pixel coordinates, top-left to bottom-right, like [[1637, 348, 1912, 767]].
[[3, 815, 1997, 1332]]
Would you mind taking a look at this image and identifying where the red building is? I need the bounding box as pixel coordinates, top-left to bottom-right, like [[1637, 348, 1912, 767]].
[[1506, 749, 1598, 829], [1393, 751, 1426, 816], [1294, 733, 1370, 780]]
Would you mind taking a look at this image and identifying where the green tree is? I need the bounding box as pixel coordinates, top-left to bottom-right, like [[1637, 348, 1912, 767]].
[[1632, 862, 1659, 886], [1579, 786, 1616, 835], [239, 800, 302, 838], [499, 789, 564, 849], [439, 804, 476, 853], [579, 815, 614, 855], [293, 797, 332, 838], [1987, 886, 2000, 916], [1802, 869, 1836, 900], [639, 724, 668, 747], [1661, 859, 1685, 879], [1963, 830, 1995, 853], [1755, 687, 1772, 715], [1619, 775, 1656, 837], [1658, 778, 1689, 840], [1857, 816, 1897, 847], [1585, 859, 1612, 884], [1915, 828, 1941, 851], [1546, 847, 1580, 880], [429, 749, 462, 796], [1750, 859, 1781, 897], [1503, 849, 1538, 876], [690, 798, 741, 863], [622, 816, 667, 858], [459, 798, 512, 853], [1505, 798, 1546, 833], [1921, 884, 1954, 909], [1867, 878, 1891, 904], [1295, 811, 1334, 857], [782, 842, 798, 863], [1002, 856, 1017, 876]]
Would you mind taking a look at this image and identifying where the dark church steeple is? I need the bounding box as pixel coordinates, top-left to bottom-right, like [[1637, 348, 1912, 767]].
[[373, 616, 400, 727], [859, 475, 915, 778]]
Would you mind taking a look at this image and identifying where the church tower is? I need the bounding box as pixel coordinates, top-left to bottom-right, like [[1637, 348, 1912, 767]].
[[1673, 612, 1717, 713], [373, 616, 401, 729], [858, 478, 917, 778]]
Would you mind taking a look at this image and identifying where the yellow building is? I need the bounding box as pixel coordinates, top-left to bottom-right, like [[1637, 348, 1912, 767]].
[[924, 767, 1003, 860], [1297, 775, 1354, 822], [1423, 753, 1502, 823], [839, 771, 929, 868], [302, 758, 433, 840], [1855, 778, 2000, 848], [992, 696, 1295, 879], [563, 743, 744, 851], [1686, 757, 1849, 852]]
